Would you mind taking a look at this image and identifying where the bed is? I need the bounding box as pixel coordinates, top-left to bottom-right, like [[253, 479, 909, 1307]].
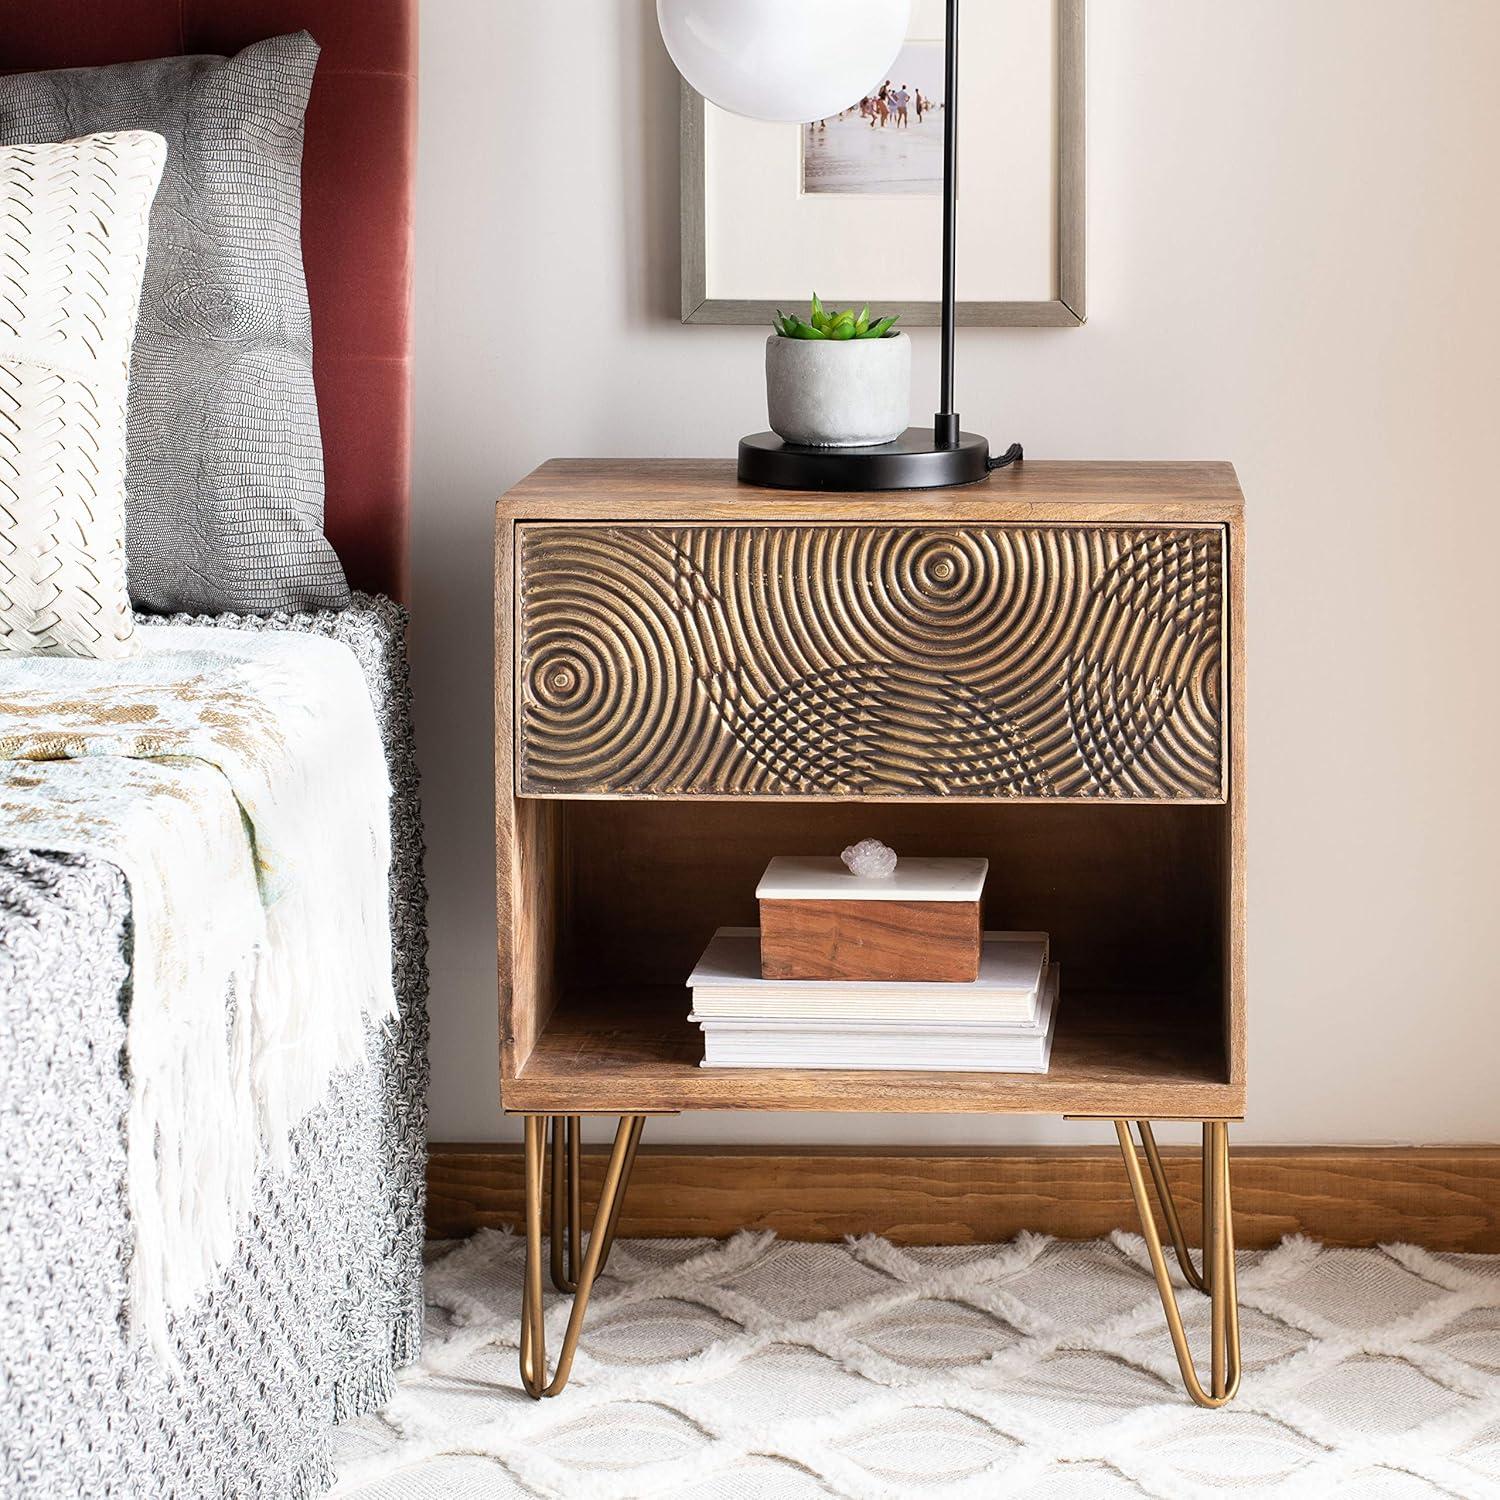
[[0, 5, 425, 1497]]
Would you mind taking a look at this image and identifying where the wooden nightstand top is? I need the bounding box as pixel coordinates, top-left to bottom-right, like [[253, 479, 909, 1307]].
[[498, 458, 1245, 525]]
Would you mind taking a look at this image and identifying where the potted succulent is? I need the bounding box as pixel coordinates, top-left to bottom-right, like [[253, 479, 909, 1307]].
[[766, 296, 909, 448]]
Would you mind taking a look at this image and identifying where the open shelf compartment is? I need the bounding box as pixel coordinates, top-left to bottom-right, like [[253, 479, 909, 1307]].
[[500, 799, 1242, 1118]]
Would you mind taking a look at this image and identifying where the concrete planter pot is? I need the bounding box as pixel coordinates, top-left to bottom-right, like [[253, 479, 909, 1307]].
[[765, 332, 911, 448]]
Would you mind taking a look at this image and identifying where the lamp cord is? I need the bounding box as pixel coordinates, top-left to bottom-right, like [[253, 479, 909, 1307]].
[[987, 443, 1024, 471]]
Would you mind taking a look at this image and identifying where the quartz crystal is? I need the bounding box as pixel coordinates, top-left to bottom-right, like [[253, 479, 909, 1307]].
[[840, 838, 898, 880]]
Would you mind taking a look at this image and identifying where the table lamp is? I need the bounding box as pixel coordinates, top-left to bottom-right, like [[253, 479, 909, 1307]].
[[657, 0, 1021, 490]]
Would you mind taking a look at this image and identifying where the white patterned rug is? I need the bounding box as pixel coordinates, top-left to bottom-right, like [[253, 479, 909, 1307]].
[[329, 1231, 1500, 1498]]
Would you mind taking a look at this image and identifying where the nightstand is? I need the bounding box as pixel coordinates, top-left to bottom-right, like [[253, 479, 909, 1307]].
[[496, 459, 1245, 1404]]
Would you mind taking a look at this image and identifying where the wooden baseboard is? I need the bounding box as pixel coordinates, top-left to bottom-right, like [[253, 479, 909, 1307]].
[[427, 1143, 1500, 1252]]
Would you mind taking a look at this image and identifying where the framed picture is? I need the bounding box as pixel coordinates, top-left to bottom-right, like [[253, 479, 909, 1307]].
[[680, 0, 1084, 328]]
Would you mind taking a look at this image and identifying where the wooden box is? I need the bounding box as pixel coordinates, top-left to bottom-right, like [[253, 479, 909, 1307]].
[[756, 855, 988, 982]]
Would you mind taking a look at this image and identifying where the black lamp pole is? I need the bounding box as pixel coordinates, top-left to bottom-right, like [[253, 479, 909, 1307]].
[[737, 0, 1019, 490], [935, 0, 960, 451]]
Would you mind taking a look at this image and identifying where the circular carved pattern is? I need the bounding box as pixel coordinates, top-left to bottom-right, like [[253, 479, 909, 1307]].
[[520, 533, 702, 792], [843, 529, 1028, 676], [528, 646, 595, 711], [910, 537, 968, 597], [1064, 532, 1223, 795], [519, 525, 1223, 798]]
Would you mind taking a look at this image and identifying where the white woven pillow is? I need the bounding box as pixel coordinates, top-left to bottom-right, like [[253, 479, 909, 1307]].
[[0, 130, 165, 657]]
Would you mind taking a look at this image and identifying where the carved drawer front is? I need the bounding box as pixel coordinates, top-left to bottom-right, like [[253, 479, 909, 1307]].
[[516, 524, 1225, 800]]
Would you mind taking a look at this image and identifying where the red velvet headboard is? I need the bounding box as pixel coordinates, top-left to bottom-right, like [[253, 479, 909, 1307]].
[[2, 0, 415, 603]]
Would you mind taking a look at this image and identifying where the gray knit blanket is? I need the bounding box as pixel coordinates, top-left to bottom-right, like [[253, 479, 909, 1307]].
[[0, 595, 429, 1500]]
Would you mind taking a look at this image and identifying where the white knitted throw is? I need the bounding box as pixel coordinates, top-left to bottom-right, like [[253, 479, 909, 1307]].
[[0, 626, 394, 1351]]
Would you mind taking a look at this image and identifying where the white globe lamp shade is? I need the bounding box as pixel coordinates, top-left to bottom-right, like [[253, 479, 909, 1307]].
[[657, 0, 912, 124]]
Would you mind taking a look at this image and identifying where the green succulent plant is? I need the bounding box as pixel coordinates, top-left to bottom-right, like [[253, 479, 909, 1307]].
[[773, 294, 900, 341]]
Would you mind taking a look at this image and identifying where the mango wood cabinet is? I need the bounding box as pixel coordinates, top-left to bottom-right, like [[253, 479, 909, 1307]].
[[496, 460, 1246, 1404]]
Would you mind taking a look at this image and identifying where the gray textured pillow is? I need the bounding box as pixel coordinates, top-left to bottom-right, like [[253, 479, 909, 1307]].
[[0, 32, 350, 616]]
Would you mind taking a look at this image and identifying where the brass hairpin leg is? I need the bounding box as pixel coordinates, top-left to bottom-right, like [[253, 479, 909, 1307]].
[[521, 1114, 647, 1399], [596, 1111, 643, 1277], [548, 1116, 582, 1292], [1135, 1121, 1211, 1294], [1115, 1118, 1241, 1408]]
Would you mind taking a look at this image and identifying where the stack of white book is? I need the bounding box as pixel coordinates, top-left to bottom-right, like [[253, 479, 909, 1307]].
[[687, 927, 1059, 1071]]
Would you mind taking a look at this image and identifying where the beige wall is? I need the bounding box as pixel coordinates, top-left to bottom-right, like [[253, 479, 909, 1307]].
[[411, 0, 1500, 1147]]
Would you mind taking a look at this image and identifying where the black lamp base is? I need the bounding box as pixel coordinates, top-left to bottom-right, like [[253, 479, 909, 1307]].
[[738, 428, 992, 491]]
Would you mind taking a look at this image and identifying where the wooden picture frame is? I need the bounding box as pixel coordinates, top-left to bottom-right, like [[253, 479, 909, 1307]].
[[680, 0, 1085, 329]]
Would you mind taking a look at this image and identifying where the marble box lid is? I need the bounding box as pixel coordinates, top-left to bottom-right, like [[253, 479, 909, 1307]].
[[755, 855, 989, 903]]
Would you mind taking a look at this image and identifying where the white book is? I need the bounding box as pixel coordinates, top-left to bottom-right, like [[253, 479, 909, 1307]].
[[698, 967, 1061, 1072], [687, 927, 1050, 1023]]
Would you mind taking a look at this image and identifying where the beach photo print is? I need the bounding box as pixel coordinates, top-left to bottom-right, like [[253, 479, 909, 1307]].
[[802, 41, 947, 196]]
